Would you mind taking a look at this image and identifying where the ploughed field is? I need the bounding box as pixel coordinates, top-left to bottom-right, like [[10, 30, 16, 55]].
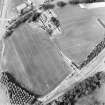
[[3, 23, 70, 96]]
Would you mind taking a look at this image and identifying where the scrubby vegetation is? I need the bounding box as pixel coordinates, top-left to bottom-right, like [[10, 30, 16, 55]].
[[48, 71, 105, 105]]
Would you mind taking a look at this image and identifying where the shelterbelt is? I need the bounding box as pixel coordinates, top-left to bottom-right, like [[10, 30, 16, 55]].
[[79, 2, 105, 9]]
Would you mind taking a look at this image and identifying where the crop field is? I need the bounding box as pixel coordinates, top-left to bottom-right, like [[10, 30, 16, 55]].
[[3, 23, 70, 96], [54, 5, 105, 65], [1, 0, 105, 104], [1, 0, 105, 66]]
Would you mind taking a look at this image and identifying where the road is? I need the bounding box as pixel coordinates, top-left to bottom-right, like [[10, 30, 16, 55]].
[[39, 43, 105, 104], [0, 0, 9, 72], [1, 0, 105, 104], [0, 0, 9, 39]]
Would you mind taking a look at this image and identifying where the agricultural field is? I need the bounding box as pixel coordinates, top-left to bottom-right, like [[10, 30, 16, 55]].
[[6, 0, 24, 18], [1, 0, 105, 105], [54, 5, 105, 65], [3, 23, 70, 96]]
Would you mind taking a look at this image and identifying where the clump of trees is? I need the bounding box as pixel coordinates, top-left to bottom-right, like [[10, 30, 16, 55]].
[[79, 38, 105, 69], [0, 71, 41, 105], [40, 4, 55, 10], [48, 71, 105, 105], [56, 1, 67, 8]]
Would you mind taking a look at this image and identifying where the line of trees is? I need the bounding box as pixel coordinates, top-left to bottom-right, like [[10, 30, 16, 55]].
[[79, 38, 105, 69], [4, 10, 34, 39], [69, 0, 104, 5]]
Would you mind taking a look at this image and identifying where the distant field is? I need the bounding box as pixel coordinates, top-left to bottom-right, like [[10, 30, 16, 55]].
[[54, 5, 105, 65]]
